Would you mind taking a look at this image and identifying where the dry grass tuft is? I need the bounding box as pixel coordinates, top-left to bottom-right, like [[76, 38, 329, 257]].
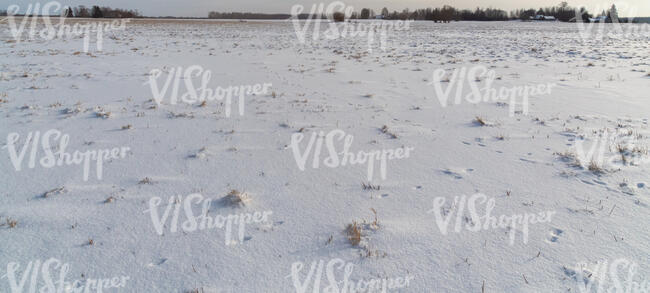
[[380, 125, 398, 139], [168, 111, 195, 119], [63, 107, 82, 115], [95, 109, 112, 119], [346, 221, 362, 246], [616, 144, 629, 165], [553, 150, 582, 168], [588, 160, 605, 174], [43, 186, 66, 198], [474, 116, 489, 126], [221, 190, 251, 207], [370, 208, 379, 229], [343, 210, 385, 257], [361, 182, 381, 191], [4, 218, 18, 228], [554, 150, 576, 161], [633, 146, 648, 155], [138, 177, 154, 185]]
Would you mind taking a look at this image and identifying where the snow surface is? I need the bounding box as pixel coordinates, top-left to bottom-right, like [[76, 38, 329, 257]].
[[0, 19, 649, 292]]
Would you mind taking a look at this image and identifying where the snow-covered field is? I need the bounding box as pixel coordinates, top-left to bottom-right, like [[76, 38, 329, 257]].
[[1, 19, 649, 292]]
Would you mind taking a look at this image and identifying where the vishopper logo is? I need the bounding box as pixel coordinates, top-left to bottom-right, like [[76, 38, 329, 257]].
[[428, 65, 556, 117], [2, 129, 130, 181], [573, 128, 649, 170], [289, 258, 414, 293], [428, 193, 556, 245], [145, 65, 272, 117], [570, 258, 648, 293], [289, 129, 414, 181], [0, 258, 130, 293], [4, 1, 129, 52], [575, 3, 650, 41], [143, 193, 273, 245], [290, 1, 412, 53]]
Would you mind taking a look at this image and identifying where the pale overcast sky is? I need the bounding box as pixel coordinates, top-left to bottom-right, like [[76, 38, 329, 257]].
[[2, 0, 649, 17]]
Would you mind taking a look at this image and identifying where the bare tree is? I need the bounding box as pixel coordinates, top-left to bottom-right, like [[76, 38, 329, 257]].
[[381, 7, 389, 17], [360, 8, 370, 19], [74, 6, 90, 18], [332, 12, 345, 22], [91, 6, 103, 18], [62, 7, 74, 18]]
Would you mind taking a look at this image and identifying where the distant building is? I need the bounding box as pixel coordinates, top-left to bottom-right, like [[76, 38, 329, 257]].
[[375, 15, 384, 19], [530, 15, 556, 21], [588, 16, 607, 22]]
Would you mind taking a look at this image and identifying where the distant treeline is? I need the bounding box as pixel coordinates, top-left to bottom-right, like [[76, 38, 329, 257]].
[[4, 3, 648, 23], [65, 6, 142, 18], [0, 6, 141, 18], [208, 3, 648, 23]]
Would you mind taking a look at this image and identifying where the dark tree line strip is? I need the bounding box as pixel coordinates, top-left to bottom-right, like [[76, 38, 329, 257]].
[[208, 3, 646, 23], [60, 6, 141, 18]]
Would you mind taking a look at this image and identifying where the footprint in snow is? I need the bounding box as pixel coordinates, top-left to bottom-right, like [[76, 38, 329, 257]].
[[547, 228, 564, 243], [580, 179, 595, 186], [147, 258, 168, 267], [442, 168, 473, 179], [519, 158, 538, 164], [592, 179, 607, 186]]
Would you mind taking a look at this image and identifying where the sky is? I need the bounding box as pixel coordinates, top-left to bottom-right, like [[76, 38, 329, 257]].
[[2, 0, 649, 17]]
